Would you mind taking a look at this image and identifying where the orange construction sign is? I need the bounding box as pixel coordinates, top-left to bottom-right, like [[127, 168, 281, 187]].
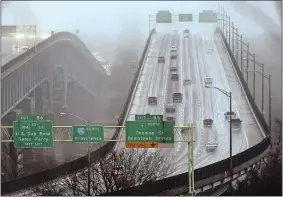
[[125, 142, 158, 148]]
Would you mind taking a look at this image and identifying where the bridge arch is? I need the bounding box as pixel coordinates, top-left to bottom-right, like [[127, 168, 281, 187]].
[[1, 32, 108, 119]]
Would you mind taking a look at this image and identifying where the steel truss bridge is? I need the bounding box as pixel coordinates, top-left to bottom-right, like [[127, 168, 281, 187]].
[[1, 9, 272, 196]]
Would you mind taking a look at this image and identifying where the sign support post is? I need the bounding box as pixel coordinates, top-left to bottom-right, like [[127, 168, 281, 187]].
[[188, 123, 195, 195], [87, 119, 91, 196]]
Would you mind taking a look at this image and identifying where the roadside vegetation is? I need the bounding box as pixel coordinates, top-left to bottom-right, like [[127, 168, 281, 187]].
[[28, 149, 174, 196], [223, 119, 282, 196]]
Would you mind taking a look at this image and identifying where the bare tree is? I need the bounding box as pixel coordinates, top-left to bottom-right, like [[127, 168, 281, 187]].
[[31, 177, 67, 196], [226, 120, 282, 196], [1, 143, 24, 181], [30, 149, 175, 196]]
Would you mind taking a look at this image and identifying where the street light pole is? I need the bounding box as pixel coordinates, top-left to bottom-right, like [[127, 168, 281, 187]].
[[228, 16, 231, 46], [59, 112, 91, 195], [225, 12, 228, 39], [246, 43, 250, 85], [205, 86, 233, 194], [148, 15, 151, 34], [235, 28, 239, 64], [253, 54, 256, 98], [261, 64, 264, 116], [231, 22, 234, 55], [240, 35, 243, 72]]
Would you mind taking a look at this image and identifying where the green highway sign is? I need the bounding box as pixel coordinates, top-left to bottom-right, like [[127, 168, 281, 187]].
[[135, 114, 163, 122], [72, 125, 104, 143], [198, 11, 218, 23], [13, 120, 53, 148], [125, 120, 174, 148], [20, 115, 46, 121], [159, 121, 174, 144], [156, 10, 172, 23], [179, 14, 193, 22]]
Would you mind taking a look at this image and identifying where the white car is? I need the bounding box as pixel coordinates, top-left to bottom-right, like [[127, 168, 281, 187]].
[[207, 48, 213, 53], [12, 45, 20, 51], [171, 46, 177, 52], [21, 45, 29, 50]]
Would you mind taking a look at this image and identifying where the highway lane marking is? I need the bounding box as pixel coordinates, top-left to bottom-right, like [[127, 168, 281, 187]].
[[213, 35, 251, 148]]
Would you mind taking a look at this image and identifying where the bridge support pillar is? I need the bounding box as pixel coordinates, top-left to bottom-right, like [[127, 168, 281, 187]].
[[35, 87, 43, 115], [21, 98, 31, 116]]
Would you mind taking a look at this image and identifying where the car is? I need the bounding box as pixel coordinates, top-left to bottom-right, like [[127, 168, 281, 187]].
[[170, 52, 177, 59], [203, 119, 213, 127], [224, 111, 236, 120], [148, 97, 157, 105], [183, 29, 190, 38], [170, 65, 178, 71], [229, 118, 242, 128], [12, 45, 20, 50], [204, 77, 213, 86], [183, 79, 191, 85], [158, 56, 165, 63], [165, 104, 176, 113], [166, 116, 176, 124], [173, 93, 183, 103], [171, 73, 179, 81], [205, 143, 218, 152], [207, 48, 213, 53], [171, 46, 177, 52], [21, 45, 29, 50]]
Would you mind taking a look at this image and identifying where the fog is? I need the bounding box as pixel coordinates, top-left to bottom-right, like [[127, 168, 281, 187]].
[[1, 0, 281, 170], [1, 0, 281, 119]]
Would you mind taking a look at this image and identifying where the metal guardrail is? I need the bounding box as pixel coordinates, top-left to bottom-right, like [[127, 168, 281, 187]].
[[215, 27, 271, 136], [1, 29, 157, 195], [105, 136, 270, 195]]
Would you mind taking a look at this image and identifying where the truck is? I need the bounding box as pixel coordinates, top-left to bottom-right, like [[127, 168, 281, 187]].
[[173, 93, 183, 103], [171, 73, 179, 81], [158, 56, 165, 63], [148, 97, 157, 105]]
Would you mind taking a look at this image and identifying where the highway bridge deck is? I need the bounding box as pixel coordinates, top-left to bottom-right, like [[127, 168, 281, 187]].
[[115, 30, 265, 176]]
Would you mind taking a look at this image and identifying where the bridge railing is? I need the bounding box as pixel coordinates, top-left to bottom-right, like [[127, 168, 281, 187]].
[[215, 27, 271, 136], [1, 29, 156, 195], [103, 135, 270, 196]]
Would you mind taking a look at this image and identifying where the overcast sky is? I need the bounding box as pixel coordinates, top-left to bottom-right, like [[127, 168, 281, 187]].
[[1, 1, 280, 37]]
